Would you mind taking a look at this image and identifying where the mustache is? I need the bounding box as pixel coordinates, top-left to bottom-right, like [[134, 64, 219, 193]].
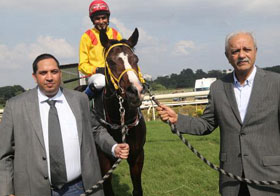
[[237, 57, 250, 64]]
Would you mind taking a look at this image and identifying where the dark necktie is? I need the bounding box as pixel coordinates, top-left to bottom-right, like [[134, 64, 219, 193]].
[[47, 99, 67, 189]]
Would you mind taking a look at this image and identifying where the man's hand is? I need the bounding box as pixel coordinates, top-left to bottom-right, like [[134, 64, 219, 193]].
[[156, 104, 178, 124], [114, 143, 129, 159]]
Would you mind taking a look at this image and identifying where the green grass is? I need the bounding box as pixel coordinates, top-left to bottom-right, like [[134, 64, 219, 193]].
[[111, 120, 220, 196]]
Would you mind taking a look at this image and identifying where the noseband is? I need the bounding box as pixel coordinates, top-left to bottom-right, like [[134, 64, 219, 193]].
[[104, 43, 142, 92]]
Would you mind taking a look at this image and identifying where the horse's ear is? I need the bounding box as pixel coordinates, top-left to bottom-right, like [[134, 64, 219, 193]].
[[100, 29, 110, 49], [127, 28, 139, 48]]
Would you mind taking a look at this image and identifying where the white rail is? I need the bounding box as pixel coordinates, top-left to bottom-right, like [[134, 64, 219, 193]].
[[141, 90, 209, 108], [143, 90, 209, 101], [141, 91, 209, 120]]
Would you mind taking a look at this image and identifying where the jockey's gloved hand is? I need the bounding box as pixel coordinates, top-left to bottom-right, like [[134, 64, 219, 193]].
[[96, 67, 105, 75], [88, 74, 105, 90], [85, 74, 106, 99]]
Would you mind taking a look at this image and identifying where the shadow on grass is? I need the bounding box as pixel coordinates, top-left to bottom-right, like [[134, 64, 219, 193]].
[[112, 173, 131, 196]]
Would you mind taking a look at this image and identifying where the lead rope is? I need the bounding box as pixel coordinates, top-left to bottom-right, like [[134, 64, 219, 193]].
[[81, 96, 128, 196], [147, 88, 280, 186]]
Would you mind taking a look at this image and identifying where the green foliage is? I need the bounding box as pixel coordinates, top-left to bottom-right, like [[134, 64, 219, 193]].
[[153, 75, 170, 88], [151, 68, 227, 90], [264, 65, 280, 73], [112, 121, 220, 196], [195, 69, 208, 79], [0, 85, 25, 106], [150, 83, 166, 91], [207, 70, 224, 79]]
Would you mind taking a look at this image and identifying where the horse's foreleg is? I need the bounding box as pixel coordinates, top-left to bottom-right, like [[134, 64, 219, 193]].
[[127, 149, 144, 196], [97, 150, 115, 196]]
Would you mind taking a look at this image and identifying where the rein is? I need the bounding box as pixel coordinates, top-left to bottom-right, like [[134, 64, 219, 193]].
[[146, 88, 280, 186], [82, 89, 142, 196], [81, 44, 143, 196], [81, 95, 129, 196]]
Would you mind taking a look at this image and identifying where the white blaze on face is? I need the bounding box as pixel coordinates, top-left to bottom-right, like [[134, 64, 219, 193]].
[[118, 52, 143, 96]]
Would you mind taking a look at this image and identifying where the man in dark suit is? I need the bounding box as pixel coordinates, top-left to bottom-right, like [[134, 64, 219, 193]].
[[0, 53, 129, 196], [157, 32, 280, 196]]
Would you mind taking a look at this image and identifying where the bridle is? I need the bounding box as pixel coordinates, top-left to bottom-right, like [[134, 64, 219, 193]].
[[102, 42, 143, 128], [104, 43, 142, 94]]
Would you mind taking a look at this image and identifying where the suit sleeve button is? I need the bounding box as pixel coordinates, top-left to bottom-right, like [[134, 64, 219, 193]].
[[42, 156, 47, 160], [44, 176, 48, 180]]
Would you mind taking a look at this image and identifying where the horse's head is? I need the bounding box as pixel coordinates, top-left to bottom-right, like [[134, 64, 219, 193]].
[[100, 28, 144, 108]]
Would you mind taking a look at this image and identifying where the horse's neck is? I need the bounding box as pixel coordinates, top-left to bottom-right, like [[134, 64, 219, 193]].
[[103, 90, 139, 124]]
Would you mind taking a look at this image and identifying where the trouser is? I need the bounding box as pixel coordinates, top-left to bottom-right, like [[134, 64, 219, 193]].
[[238, 181, 250, 196], [238, 172, 250, 196], [51, 177, 84, 196]]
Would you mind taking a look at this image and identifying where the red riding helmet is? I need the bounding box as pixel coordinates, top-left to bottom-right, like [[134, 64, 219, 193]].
[[89, 0, 110, 17]]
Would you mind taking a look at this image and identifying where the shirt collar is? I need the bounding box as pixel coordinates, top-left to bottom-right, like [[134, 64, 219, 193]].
[[37, 87, 63, 103], [233, 65, 256, 87]]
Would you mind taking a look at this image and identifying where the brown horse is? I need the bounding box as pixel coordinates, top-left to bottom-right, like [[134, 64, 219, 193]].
[[94, 28, 146, 196]]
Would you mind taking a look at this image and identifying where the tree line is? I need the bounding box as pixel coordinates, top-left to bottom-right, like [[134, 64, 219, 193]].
[[149, 65, 280, 90], [0, 85, 25, 106]]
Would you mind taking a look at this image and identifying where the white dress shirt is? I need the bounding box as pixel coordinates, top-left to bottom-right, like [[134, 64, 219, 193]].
[[233, 66, 256, 122], [37, 88, 81, 183]]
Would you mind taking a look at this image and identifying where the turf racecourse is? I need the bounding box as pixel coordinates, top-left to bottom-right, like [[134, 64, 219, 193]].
[[110, 120, 220, 196]]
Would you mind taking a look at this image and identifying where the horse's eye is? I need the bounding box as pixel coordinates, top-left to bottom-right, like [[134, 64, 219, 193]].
[[135, 56, 139, 64], [129, 55, 138, 65]]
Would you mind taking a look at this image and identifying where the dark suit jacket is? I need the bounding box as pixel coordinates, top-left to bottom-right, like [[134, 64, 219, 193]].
[[0, 87, 116, 196], [176, 68, 280, 196]]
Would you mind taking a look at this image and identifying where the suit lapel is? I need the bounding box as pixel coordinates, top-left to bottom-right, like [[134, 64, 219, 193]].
[[63, 89, 83, 145], [25, 88, 46, 149], [242, 68, 265, 126], [223, 74, 242, 125]]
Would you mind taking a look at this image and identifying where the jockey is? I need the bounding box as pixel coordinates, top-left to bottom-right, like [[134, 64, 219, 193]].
[[79, 0, 122, 98], [79, 0, 146, 99]]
